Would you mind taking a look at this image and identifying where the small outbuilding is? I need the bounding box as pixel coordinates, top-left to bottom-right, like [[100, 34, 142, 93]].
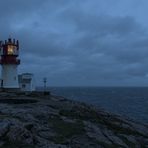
[[18, 73, 35, 92]]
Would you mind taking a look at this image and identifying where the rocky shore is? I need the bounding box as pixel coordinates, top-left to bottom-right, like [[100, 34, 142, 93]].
[[0, 92, 147, 148]]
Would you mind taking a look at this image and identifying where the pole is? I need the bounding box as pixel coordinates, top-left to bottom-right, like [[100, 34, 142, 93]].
[[43, 77, 47, 92]]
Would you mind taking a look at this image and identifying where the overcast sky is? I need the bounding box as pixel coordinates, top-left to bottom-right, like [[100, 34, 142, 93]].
[[1, 0, 148, 86]]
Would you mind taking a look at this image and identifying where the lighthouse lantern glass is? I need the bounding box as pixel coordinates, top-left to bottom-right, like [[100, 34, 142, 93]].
[[8, 45, 17, 55]]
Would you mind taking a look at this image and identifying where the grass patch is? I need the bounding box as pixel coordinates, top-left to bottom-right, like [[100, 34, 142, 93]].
[[59, 107, 105, 124], [96, 141, 121, 148], [103, 120, 147, 137], [59, 109, 148, 137], [0, 99, 38, 104], [118, 135, 136, 147], [49, 116, 85, 144], [88, 137, 124, 148], [1, 142, 35, 148]]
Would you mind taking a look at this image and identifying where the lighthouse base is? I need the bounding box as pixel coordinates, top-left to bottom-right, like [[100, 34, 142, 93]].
[[0, 87, 20, 93], [1, 64, 19, 89]]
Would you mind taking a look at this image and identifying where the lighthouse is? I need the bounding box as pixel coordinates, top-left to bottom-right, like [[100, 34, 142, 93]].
[[0, 38, 20, 90]]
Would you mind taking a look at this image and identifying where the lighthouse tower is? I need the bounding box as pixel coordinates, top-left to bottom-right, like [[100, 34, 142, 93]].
[[0, 38, 20, 90]]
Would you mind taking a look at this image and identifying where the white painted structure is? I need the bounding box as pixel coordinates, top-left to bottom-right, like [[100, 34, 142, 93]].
[[0, 38, 20, 90], [18, 73, 35, 92], [2, 65, 19, 88]]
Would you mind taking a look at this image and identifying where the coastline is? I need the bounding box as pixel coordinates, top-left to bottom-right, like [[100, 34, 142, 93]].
[[0, 92, 147, 147], [49, 86, 148, 124]]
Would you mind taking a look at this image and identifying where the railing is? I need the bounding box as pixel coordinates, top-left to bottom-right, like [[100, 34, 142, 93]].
[[0, 59, 20, 64]]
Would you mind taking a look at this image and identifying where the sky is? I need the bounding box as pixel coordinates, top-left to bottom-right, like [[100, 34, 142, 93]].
[[0, 0, 148, 86]]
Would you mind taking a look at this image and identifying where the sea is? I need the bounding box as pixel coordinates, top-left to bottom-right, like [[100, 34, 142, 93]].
[[38, 87, 148, 124]]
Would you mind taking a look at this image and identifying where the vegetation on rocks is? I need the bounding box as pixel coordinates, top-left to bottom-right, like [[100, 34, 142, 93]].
[[0, 92, 147, 147]]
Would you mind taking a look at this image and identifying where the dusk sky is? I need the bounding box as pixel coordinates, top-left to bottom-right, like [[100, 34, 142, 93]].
[[1, 0, 148, 86]]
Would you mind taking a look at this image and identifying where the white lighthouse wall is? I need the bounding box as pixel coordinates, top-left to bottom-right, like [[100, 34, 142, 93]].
[[2, 64, 19, 88]]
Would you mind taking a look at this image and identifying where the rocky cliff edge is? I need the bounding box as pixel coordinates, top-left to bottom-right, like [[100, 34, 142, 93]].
[[0, 92, 147, 148]]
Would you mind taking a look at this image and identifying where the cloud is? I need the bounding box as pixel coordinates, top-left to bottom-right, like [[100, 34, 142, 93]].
[[0, 0, 148, 86]]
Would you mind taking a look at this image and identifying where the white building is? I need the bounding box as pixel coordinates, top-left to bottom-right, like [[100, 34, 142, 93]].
[[18, 73, 35, 92]]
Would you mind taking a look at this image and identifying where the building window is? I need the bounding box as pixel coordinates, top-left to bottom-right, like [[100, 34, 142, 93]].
[[22, 84, 26, 88]]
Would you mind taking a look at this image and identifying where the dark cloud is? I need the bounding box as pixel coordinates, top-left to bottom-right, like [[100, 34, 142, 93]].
[[0, 0, 148, 86]]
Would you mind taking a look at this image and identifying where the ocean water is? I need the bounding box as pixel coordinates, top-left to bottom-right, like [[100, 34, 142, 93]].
[[42, 87, 148, 124]]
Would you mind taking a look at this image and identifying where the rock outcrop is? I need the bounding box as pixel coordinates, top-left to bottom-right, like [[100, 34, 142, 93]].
[[0, 92, 147, 147]]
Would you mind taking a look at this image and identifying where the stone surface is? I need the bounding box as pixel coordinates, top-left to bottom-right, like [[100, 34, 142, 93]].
[[0, 92, 147, 147]]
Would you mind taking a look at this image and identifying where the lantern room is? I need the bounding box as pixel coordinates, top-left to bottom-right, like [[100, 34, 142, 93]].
[[0, 38, 20, 65]]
